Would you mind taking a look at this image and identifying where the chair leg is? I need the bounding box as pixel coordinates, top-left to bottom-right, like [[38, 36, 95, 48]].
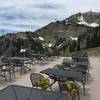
[[83, 82, 86, 96], [14, 70, 16, 78], [9, 71, 11, 81], [24, 65, 31, 71], [32, 64, 34, 70], [12, 68, 16, 78], [77, 90, 80, 100], [71, 95, 76, 100], [3, 72, 7, 81], [48, 85, 53, 91]]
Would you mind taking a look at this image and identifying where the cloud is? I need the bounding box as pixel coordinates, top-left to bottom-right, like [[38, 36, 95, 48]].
[[0, 0, 100, 35]]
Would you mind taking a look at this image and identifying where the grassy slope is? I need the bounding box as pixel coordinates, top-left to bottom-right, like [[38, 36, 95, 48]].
[[60, 47, 100, 57], [82, 47, 100, 56]]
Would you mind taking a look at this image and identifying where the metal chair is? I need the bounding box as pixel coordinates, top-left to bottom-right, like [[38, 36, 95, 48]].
[[1, 64, 15, 81], [12, 60, 30, 73], [58, 81, 80, 100], [30, 73, 52, 90], [24, 59, 34, 69], [13, 60, 24, 72], [53, 64, 63, 69], [62, 58, 71, 69]]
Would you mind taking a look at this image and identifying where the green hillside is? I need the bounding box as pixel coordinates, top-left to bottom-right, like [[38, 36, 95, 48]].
[[60, 46, 100, 57], [80, 47, 100, 56]]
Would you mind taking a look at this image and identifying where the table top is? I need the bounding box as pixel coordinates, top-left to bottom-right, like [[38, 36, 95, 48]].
[[8, 57, 30, 61], [40, 68, 83, 81], [54, 64, 87, 73], [31, 54, 46, 58], [0, 85, 68, 100], [72, 55, 88, 59], [0, 63, 10, 69], [72, 56, 88, 62], [63, 60, 88, 66], [0, 63, 9, 66]]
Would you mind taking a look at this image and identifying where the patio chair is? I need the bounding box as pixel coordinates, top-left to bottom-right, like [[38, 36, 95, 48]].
[[13, 60, 25, 73], [53, 64, 63, 69], [24, 59, 34, 69], [58, 81, 80, 100], [62, 59, 71, 69], [11, 59, 21, 67], [30, 73, 52, 90], [72, 65, 88, 83], [1, 64, 15, 81]]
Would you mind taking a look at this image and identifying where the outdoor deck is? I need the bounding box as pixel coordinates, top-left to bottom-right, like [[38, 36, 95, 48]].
[[0, 57, 100, 100]]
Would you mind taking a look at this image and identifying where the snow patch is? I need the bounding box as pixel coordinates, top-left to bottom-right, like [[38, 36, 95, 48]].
[[78, 15, 84, 22], [78, 15, 99, 28], [65, 20, 68, 25], [48, 43, 52, 47], [89, 23, 99, 27], [70, 36, 78, 41], [20, 49, 26, 53], [57, 44, 62, 48], [39, 37, 44, 41]]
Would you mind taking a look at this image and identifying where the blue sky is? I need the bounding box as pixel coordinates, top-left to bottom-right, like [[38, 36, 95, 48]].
[[0, 0, 100, 35]]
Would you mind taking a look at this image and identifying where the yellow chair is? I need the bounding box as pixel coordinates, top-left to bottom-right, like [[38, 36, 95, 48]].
[[30, 73, 52, 90], [58, 80, 80, 100], [66, 81, 80, 100]]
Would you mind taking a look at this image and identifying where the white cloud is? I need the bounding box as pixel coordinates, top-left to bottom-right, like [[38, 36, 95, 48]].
[[0, 0, 100, 35]]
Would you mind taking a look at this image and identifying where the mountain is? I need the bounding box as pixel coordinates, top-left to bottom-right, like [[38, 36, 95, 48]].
[[35, 11, 100, 43], [0, 11, 100, 56], [0, 31, 49, 57], [35, 11, 100, 53], [66, 11, 100, 25]]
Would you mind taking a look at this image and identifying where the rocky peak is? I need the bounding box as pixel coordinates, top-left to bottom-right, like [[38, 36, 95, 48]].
[[65, 11, 100, 27]]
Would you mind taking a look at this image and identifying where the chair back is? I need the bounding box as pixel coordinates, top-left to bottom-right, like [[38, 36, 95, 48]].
[[62, 58, 71, 69], [30, 73, 44, 87]]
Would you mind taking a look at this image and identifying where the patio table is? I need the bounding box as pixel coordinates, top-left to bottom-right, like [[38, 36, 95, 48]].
[[32, 54, 46, 60], [8, 57, 31, 72], [31, 54, 47, 64], [62, 60, 89, 75], [63, 60, 88, 67], [0, 63, 9, 67], [72, 56, 89, 62], [8, 57, 30, 61], [40, 68, 86, 95], [0, 85, 68, 100]]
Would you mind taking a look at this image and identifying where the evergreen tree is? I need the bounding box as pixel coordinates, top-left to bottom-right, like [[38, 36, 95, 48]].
[[69, 40, 77, 52]]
